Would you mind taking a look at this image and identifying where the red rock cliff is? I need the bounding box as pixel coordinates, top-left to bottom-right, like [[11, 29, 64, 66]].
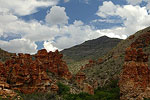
[[119, 31, 150, 100], [0, 49, 72, 97]]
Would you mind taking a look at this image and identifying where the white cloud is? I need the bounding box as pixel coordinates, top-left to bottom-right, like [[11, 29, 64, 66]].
[[96, 27, 127, 39], [0, 10, 60, 41], [0, 29, 3, 36], [126, 0, 143, 5], [0, 8, 101, 53], [52, 20, 102, 49], [0, 13, 18, 24], [126, 0, 150, 11], [96, 1, 150, 36], [1, 1, 150, 54], [0, 38, 37, 54], [0, 0, 59, 16], [96, 1, 120, 18], [45, 6, 69, 25], [43, 41, 58, 52], [64, 0, 70, 3], [91, 19, 122, 24], [146, 2, 150, 11]]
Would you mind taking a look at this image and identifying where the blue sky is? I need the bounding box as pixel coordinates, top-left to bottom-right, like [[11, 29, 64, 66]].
[[0, 0, 150, 54]]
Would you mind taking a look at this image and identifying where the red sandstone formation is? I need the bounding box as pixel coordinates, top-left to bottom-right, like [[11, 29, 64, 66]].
[[119, 48, 150, 100], [35, 49, 72, 80], [0, 62, 18, 99], [76, 58, 103, 94], [0, 49, 72, 98], [79, 60, 97, 71], [50, 83, 59, 92], [75, 72, 86, 88], [75, 71, 99, 94], [83, 83, 94, 95], [131, 32, 150, 48], [93, 80, 98, 89], [79, 58, 104, 72], [119, 31, 150, 100]]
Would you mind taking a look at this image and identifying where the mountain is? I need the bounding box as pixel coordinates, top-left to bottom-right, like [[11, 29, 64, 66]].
[[81, 26, 150, 86], [0, 27, 150, 100], [0, 48, 15, 62], [61, 36, 122, 74], [61, 36, 122, 61]]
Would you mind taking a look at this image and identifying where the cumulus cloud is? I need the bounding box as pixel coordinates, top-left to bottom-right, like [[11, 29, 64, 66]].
[[0, 38, 37, 54], [126, 0, 150, 11], [96, 27, 127, 39], [0, 7, 101, 53], [91, 19, 122, 24], [0, 29, 3, 36], [0, 0, 59, 16], [96, 1, 150, 36], [126, 0, 143, 5], [1, 1, 150, 54], [43, 41, 58, 52], [96, 1, 119, 18], [45, 6, 69, 25], [0, 16, 55, 41], [52, 20, 102, 49]]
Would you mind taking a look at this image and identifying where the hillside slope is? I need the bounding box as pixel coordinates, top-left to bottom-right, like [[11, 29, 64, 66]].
[[81, 26, 150, 86], [61, 36, 122, 74], [0, 48, 15, 62], [61, 36, 122, 62]]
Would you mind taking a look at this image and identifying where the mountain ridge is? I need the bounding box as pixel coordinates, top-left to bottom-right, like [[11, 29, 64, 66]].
[[61, 35, 122, 62], [81, 26, 150, 87], [61, 35, 122, 74]]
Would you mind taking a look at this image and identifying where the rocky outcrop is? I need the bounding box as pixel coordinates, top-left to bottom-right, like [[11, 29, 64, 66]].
[[119, 31, 150, 100], [0, 81, 18, 99], [83, 83, 94, 95], [131, 31, 150, 48], [75, 72, 86, 88], [74, 59, 104, 95], [0, 62, 19, 99], [0, 49, 72, 98], [79, 59, 103, 71], [119, 47, 149, 100], [35, 49, 72, 80]]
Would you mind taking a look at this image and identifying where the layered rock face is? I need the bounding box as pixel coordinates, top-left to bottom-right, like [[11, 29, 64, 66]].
[[119, 31, 150, 100], [0, 49, 72, 98]]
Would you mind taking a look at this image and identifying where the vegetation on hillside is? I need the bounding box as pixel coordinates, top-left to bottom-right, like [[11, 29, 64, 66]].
[[61, 36, 122, 74], [63, 80, 120, 100], [61, 36, 122, 62], [0, 80, 119, 100], [0, 48, 14, 62], [82, 27, 150, 86]]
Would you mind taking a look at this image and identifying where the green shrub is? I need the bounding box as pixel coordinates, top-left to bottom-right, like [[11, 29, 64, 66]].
[[16, 80, 120, 100], [144, 98, 150, 100], [57, 82, 70, 95], [19, 92, 56, 100], [63, 79, 120, 100]]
